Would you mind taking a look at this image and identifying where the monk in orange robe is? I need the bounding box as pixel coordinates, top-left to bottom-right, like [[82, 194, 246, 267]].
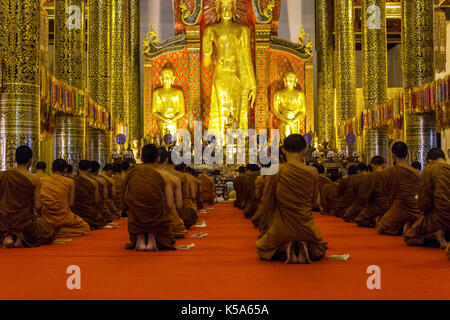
[[233, 166, 246, 208], [342, 163, 370, 222], [404, 148, 449, 248], [336, 165, 358, 218], [72, 160, 107, 230], [0, 146, 55, 248], [321, 170, 347, 216], [89, 161, 117, 223], [41, 159, 90, 238], [101, 164, 121, 219], [154, 147, 187, 238], [354, 156, 389, 228], [377, 142, 421, 236], [34, 162, 48, 181], [243, 164, 261, 219], [111, 163, 124, 215], [124, 144, 176, 251], [174, 164, 198, 229], [257, 135, 328, 264], [198, 169, 216, 205]]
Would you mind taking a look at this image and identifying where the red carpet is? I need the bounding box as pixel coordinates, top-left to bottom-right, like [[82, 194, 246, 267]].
[[0, 202, 448, 300]]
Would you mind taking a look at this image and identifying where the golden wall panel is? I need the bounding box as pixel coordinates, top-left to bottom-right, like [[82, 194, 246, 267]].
[[128, 0, 140, 144]]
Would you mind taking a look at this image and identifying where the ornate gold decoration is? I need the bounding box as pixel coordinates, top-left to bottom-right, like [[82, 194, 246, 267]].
[[128, 0, 140, 144], [316, 0, 335, 147], [402, 0, 436, 166], [0, 0, 40, 170], [179, 0, 203, 25], [335, 0, 357, 152], [362, 0, 388, 162], [252, 0, 276, 24]]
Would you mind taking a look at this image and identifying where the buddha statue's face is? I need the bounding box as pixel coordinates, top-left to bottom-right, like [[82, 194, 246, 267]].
[[217, 0, 235, 21], [161, 69, 175, 88], [284, 73, 298, 89]]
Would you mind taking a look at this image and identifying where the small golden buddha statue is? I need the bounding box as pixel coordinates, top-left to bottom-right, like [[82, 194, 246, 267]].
[[273, 72, 306, 141], [152, 67, 186, 139], [202, 0, 256, 141]]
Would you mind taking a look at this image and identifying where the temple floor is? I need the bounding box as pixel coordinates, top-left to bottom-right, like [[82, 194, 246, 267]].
[[0, 202, 448, 300]]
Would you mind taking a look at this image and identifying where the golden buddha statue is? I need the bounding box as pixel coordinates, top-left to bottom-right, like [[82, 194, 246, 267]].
[[152, 67, 186, 139], [273, 72, 306, 141], [202, 0, 256, 141]]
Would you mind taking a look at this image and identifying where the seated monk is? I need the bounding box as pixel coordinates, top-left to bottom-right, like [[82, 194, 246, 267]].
[[41, 159, 90, 238], [243, 164, 261, 219], [404, 148, 449, 249], [321, 170, 347, 216], [377, 142, 421, 236], [251, 173, 266, 227], [101, 164, 121, 219], [124, 144, 176, 251], [336, 165, 358, 218], [185, 167, 200, 213], [175, 164, 198, 229], [72, 160, 107, 230], [111, 163, 124, 215], [155, 147, 187, 238], [233, 166, 246, 208], [89, 161, 117, 223], [314, 164, 330, 211], [120, 160, 132, 217], [354, 156, 389, 228], [0, 146, 55, 248], [342, 163, 370, 222], [198, 169, 216, 205], [63, 164, 75, 179], [256, 134, 328, 264], [34, 161, 48, 181]]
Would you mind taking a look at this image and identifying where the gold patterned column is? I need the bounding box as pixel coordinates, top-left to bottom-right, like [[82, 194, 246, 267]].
[[335, 0, 357, 153], [362, 0, 389, 162], [316, 0, 335, 148], [128, 0, 140, 145], [87, 0, 110, 165], [0, 0, 40, 170], [54, 0, 86, 165], [110, 0, 129, 147], [402, 0, 436, 166]]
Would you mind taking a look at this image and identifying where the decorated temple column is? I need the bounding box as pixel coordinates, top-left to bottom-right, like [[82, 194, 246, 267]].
[[128, 0, 140, 146], [362, 0, 389, 163], [54, 0, 86, 165], [0, 0, 40, 170], [315, 0, 335, 148], [402, 0, 436, 166], [87, 0, 110, 165], [110, 0, 129, 150], [335, 0, 357, 153]]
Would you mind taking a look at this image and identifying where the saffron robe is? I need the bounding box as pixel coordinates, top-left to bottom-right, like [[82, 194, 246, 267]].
[[354, 171, 390, 227], [72, 176, 107, 229], [404, 162, 450, 245], [256, 163, 328, 261], [321, 182, 347, 216], [243, 171, 260, 219], [342, 174, 370, 221], [318, 175, 331, 199], [104, 178, 120, 219], [233, 175, 245, 207], [124, 166, 175, 250], [41, 175, 90, 238], [96, 180, 116, 222], [199, 174, 216, 205], [377, 166, 421, 235], [177, 174, 198, 230], [112, 174, 124, 213], [0, 170, 55, 246], [252, 174, 277, 237], [251, 175, 266, 227], [337, 175, 357, 217]]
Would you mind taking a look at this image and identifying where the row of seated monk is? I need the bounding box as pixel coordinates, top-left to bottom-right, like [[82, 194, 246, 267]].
[[0, 145, 217, 251], [233, 135, 450, 264]]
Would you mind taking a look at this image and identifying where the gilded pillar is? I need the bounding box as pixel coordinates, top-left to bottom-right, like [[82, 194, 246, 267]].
[[335, 0, 357, 153], [128, 0, 140, 145], [362, 0, 389, 163], [315, 0, 335, 148], [110, 0, 129, 144], [402, 0, 436, 166], [54, 0, 86, 165], [87, 0, 110, 165], [0, 0, 40, 170]]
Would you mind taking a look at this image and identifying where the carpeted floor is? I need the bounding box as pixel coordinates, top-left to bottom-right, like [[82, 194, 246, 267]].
[[0, 202, 448, 300]]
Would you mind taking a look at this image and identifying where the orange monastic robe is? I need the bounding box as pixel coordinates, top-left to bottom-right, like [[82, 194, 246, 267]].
[[321, 182, 347, 216], [199, 174, 216, 205], [41, 175, 90, 238]]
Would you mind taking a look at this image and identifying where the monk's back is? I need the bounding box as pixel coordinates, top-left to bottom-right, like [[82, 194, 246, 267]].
[[41, 175, 71, 212], [427, 162, 450, 214], [0, 170, 35, 230], [388, 166, 420, 212]]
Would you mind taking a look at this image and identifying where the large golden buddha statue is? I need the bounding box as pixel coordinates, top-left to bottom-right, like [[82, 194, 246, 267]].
[[203, 0, 257, 140], [274, 72, 306, 141], [152, 67, 186, 140]]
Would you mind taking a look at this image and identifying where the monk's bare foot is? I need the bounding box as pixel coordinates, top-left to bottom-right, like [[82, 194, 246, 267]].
[[402, 222, 411, 236], [285, 242, 296, 264], [136, 234, 146, 251], [13, 237, 23, 248], [2, 235, 14, 249], [296, 241, 311, 264], [145, 233, 158, 251], [434, 230, 449, 249]]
